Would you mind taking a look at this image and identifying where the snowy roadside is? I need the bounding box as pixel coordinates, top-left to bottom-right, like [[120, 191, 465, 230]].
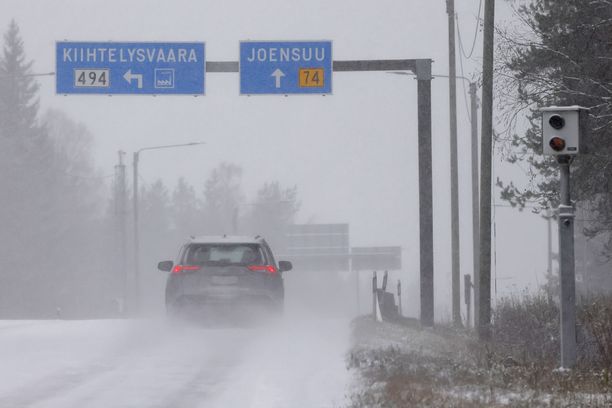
[[345, 317, 612, 407]]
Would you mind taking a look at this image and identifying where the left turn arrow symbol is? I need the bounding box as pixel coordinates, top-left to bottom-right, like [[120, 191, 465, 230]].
[[123, 69, 143, 89]]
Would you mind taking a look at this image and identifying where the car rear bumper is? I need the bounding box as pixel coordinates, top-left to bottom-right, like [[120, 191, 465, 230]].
[[167, 292, 283, 322], [169, 286, 282, 308]]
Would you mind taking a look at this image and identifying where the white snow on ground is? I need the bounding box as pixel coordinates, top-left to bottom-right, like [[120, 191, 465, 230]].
[[0, 317, 350, 408]]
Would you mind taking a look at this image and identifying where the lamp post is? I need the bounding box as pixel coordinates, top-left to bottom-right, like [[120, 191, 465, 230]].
[[132, 141, 205, 314]]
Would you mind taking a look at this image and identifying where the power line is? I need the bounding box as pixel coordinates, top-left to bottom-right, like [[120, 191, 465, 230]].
[[456, 0, 483, 60], [456, 37, 473, 127]]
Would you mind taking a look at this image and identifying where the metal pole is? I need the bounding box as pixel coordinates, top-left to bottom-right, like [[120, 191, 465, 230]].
[[546, 206, 553, 288], [351, 248, 359, 315], [397, 280, 402, 316], [382, 270, 388, 291], [470, 82, 480, 329], [478, 0, 495, 340], [447, 0, 461, 327], [372, 271, 378, 319], [416, 60, 434, 327], [467, 288, 471, 328], [355, 269, 360, 315], [132, 151, 140, 315], [464, 274, 472, 328], [558, 156, 576, 368]]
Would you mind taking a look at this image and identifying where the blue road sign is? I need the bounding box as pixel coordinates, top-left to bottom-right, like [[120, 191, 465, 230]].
[[240, 41, 332, 95], [56, 42, 205, 95]]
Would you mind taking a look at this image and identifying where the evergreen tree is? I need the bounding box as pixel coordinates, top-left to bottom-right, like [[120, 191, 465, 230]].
[[139, 179, 175, 310], [0, 20, 48, 316], [0, 19, 39, 141], [141, 179, 171, 238], [497, 0, 612, 245], [171, 177, 203, 240], [244, 182, 300, 251], [202, 163, 244, 234], [0, 21, 106, 316]]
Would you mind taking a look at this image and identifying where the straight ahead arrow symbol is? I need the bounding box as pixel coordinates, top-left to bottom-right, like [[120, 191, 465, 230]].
[[271, 68, 285, 89]]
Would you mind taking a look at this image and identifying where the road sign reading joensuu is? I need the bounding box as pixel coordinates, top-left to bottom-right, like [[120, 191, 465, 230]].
[[56, 42, 205, 95], [239, 41, 332, 95]]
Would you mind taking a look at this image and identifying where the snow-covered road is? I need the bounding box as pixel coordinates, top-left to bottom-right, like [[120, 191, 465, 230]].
[[0, 316, 350, 408]]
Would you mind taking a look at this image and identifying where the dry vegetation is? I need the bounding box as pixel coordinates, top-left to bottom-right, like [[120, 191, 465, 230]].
[[347, 294, 612, 407]]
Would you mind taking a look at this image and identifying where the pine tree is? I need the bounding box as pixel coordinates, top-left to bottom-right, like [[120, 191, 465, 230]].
[[0, 19, 40, 141], [497, 0, 612, 246], [0, 21, 106, 316], [0, 20, 45, 272], [171, 177, 203, 240], [202, 163, 244, 234], [244, 182, 300, 251]]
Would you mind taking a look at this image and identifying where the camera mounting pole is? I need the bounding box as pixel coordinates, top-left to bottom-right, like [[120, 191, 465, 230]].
[[557, 154, 576, 368]]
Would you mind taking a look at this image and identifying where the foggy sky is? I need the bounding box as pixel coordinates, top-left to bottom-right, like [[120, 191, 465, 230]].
[[0, 0, 550, 317]]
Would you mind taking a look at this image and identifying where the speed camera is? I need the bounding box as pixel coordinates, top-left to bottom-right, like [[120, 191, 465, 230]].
[[540, 106, 589, 156]]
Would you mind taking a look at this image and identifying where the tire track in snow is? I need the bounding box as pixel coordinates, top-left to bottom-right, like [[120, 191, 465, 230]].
[[21, 325, 253, 408], [0, 363, 116, 408], [0, 320, 183, 408]]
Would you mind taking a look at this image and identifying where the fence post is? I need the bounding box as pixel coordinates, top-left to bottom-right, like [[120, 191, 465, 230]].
[[372, 271, 378, 319], [464, 274, 472, 328], [397, 280, 402, 316]]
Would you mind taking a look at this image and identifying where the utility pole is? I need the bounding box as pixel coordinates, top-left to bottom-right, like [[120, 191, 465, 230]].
[[470, 82, 480, 328], [478, 0, 495, 340], [114, 151, 127, 314], [447, 0, 461, 327]]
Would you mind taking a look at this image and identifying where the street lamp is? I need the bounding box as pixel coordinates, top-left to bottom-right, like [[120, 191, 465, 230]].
[[132, 141, 205, 314]]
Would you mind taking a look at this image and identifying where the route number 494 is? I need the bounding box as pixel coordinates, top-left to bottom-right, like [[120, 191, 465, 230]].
[[74, 69, 110, 88], [299, 68, 324, 88]]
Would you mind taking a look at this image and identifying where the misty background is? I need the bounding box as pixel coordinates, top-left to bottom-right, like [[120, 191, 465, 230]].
[[0, 0, 559, 320]]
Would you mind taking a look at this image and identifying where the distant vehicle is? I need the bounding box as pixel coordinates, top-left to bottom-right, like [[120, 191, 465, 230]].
[[158, 235, 292, 321]]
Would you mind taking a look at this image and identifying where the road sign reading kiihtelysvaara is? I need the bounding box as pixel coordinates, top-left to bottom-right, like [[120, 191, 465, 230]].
[[56, 42, 205, 95], [240, 41, 332, 95]]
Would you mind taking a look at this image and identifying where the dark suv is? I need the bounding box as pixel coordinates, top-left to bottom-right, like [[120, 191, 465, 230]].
[[158, 235, 292, 319]]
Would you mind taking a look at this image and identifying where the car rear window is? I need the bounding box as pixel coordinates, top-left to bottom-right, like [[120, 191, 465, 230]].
[[184, 243, 265, 266]]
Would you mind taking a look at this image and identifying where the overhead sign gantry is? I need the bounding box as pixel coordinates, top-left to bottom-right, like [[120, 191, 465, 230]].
[[54, 40, 435, 327]]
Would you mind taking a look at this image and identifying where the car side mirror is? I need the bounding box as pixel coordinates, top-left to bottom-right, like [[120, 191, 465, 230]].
[[278, 260, 292, 272], [158, 260, 173, 272]]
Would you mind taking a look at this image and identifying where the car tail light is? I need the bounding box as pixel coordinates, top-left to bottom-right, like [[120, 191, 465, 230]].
[[172, 265, 201, 274], [248, 265, 277, 274]]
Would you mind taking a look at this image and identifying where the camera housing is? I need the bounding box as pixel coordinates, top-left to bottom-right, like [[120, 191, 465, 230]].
[[540, 106, 589, 156]]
